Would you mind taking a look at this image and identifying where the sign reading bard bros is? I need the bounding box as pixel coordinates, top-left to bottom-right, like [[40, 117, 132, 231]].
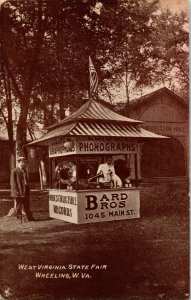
[[49, 189, 140, 224]]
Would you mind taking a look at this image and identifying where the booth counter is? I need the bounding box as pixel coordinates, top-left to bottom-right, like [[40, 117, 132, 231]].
[[49, 187, 140, 224]]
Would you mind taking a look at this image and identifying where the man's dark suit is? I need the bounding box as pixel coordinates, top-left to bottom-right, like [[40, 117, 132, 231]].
[[10, 167, 34, 221]]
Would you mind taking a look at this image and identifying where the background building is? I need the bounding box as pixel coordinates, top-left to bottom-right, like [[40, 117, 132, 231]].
[[127, 87, 189, 182]]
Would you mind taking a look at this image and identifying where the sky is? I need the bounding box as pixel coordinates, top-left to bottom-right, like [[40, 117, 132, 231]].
[[160, 0, 188, 13]]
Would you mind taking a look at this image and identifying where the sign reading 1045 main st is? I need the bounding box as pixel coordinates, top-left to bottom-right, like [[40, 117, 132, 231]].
[[49, 189, 140, 224], [48, 136, 139, 157]]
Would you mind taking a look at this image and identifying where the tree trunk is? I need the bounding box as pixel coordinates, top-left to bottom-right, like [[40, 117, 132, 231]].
[[16, 108, 28, 158]]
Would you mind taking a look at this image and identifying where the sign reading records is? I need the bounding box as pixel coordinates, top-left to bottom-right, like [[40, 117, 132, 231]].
[[49, 137, 76, 157]]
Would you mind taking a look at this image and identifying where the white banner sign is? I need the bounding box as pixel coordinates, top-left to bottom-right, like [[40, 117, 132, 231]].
[[49, 189, 140, 224], [48, 136, 139, 157], [76, 137, 138, 155], [49, 190, 78, 223], [49, 137, 76, 157]]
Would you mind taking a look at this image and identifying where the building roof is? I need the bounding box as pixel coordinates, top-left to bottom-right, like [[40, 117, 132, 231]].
[[115, 87, 188, 112], [130, 87, 188, 109], [28, 99, 167, 146], [29, 121, 167, 145], [46, 99, 142, 131]]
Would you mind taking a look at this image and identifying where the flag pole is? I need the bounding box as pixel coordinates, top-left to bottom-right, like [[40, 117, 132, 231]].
[[89, 56, 98, 101], [89, 57, 91, 101], [89, 56, 92, 101]]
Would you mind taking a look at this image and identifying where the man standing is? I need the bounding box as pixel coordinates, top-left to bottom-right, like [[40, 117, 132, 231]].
[[97, 155, 122, 188], [10, 157, 34, 223]]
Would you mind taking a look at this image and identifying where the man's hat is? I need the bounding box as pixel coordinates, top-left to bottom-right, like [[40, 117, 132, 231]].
[[17, 156, 27, 162]]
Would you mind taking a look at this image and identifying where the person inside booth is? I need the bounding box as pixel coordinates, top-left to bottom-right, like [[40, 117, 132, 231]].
[[96, 155, 122, 188]]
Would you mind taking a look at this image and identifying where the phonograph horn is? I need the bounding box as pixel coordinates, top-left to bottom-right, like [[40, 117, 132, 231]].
[[88, 171, 104, 182]]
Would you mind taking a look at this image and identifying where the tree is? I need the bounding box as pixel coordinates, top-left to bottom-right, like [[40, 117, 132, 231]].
[[88, 1, 188, 104], [0, 0, 45, 157], [0, 60, 15, 168], [34, 0, 162, 116], [35, 0, 90, 120], [94, 0, 161, 111], [149, 9, 189, 100]]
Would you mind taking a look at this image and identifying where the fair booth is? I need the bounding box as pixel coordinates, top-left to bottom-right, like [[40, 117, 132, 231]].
[[29, 99, 166, 224]]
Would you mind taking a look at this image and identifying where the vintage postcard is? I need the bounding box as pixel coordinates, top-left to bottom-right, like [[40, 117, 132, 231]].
[[0, 0, 189, 299]]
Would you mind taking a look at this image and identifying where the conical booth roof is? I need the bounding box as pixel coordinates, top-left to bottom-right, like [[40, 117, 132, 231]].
[[29, 99, 167, 145], [47, 99, 142, 130]]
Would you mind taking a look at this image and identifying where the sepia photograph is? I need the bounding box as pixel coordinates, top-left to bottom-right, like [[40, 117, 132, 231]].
[[0, 0, 189, 299]]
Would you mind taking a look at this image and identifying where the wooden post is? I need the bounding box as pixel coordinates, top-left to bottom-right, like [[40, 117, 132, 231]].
[[76, 155, 79, 190], [134, 153, 138, 187], [49, 158, 52, 189]]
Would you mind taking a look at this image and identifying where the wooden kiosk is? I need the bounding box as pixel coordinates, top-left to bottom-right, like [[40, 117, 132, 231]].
[[29, 99, 166, 224]]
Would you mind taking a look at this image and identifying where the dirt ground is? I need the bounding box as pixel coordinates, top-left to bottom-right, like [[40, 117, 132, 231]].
[[0, 185, 189, 300]]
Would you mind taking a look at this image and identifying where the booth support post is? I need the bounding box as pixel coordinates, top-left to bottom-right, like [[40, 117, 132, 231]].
[[134, 153, 138, 187], [49, 158, 52, 189], [76, 155, 79, 190]]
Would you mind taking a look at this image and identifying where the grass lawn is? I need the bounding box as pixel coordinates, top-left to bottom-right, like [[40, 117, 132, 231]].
[[0, 185, 189, 300]]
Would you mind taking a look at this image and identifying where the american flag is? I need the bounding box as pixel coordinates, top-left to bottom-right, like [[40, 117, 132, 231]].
[[89, 56, 98, 97]]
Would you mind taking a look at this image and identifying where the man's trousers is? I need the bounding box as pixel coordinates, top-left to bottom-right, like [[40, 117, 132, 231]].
[[15, 195, 34, 221]]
